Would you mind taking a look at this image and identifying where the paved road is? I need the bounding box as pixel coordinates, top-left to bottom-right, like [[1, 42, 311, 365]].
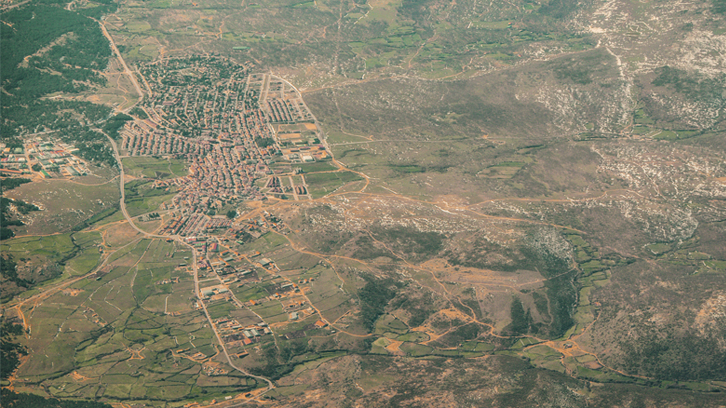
[[96, 18, 145, 100], [104, 131, 275, 394], [0, 0, 30, 11], [271, 75, 332, 153]]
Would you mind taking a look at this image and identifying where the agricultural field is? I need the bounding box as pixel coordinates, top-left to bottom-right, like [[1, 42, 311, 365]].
[[122, 157, 187, 180], [3, 0, 726, 405], [8, 236, 266, 404]]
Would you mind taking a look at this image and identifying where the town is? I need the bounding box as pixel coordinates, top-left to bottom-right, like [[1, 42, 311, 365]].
[[119, 56, 328, 210], [117, 57, 338, 368]]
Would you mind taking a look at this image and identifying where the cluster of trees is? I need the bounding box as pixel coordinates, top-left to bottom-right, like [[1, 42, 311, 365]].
[[506, 297, 533, 335], [503, 245, 577, 339], [1, 1, 113, 142], [358, 276, 401, 331], [370, 225, 444, 262], [390, 291, 436, 327], [0, 321, 27, 381], [0, 255, 32, 299], [255, 137, 276, 148], [2, 4, 110, 96], [129, 106, 148, 119], [59, 127, 115, 167], [0, 177, 35, 239], [714, 0, 726, 14], [251, 340, 309, 380], [0, 197, 39, 240], [622, 330, 726, 381], [0, 178, 31, 192], [1, 388, 113, 408], [76, 0, 118, 19], [2, 99, 111, 141], [653, 66, 725, 102], [102, 113, 133, 139]]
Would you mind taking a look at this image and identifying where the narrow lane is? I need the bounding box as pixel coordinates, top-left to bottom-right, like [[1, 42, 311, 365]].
[[95, 18, 145, 100], [104, 131, 276, 395]]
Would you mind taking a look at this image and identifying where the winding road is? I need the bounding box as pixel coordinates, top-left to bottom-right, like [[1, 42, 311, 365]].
[[104, 132, 275, 396]]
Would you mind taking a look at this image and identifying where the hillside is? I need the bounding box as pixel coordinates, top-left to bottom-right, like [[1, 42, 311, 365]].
[[1, 0, 726, 406]]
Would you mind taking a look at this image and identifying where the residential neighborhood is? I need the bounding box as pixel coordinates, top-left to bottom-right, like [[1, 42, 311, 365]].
[[119, 57, 328, 211]]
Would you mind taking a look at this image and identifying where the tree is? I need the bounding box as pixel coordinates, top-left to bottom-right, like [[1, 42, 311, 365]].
[[507, 297, 532, 335], [1, 321, 27, 381], [226, 210, 237, 219]]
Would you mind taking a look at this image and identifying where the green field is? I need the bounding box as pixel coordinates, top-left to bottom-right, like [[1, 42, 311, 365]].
[[123, 157, 187, 179], [305, 171, 363, 198]]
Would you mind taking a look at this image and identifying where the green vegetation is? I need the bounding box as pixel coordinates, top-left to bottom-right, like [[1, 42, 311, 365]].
[[255, 137, 275, 148], [0, 231, 104, 301], [622, 330, 726, 381], [102, 114, 133, 139], [369, 226, 443, 262], [652, 66, 725, 102], [505, 297, 532, 335], [129, 107, 148, 119], [0, 178, 32, 192], [1, 2, 113, 137], [124, 179, 177, 216], [1, 321, 27, 380], [206, 301, 236, 319], [123, 157, 186, 179], [0, 197, 39, 240], [72, 206, 119, 232], [296, 161, 337, 173], [5, 0, 726, 404], [1, 389, 113, 408], [358, 277, 400, 332], [646, 243, 671, 255], [304, 171, 363, 198]]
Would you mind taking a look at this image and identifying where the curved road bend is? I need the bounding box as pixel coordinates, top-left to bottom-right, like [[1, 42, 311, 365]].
[[104, 133, 275, 394]]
